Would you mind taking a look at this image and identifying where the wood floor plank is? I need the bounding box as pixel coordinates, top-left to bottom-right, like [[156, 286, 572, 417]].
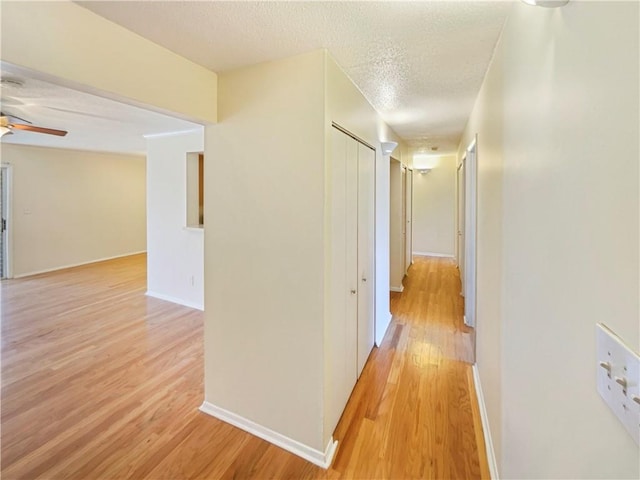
[[1, 253, 489, 479]]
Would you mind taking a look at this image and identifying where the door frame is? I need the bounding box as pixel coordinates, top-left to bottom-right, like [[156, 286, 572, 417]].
[[1, 163, 13, 279], [463, 136, 478, 328]]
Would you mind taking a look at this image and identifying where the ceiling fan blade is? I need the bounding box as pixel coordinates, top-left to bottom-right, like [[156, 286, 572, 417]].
[[0, 111, 32, 124], [10, 123, 67, 137]]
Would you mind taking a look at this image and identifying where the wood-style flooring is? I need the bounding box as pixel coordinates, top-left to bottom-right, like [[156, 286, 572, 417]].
[[1, 254, 488, 479]]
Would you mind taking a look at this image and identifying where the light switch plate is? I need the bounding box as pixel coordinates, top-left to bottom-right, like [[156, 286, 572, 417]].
[[596, 323, 640, 445]]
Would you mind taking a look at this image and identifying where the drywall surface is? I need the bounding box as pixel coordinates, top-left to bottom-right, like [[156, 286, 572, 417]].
[[146, 129, 204, 310], [1, 1, 217, 124], [412, 155, 456, 257], [204, 51, 326, 452], [389, 160, 405, 291], [500, 3, 639, 477], [461, 1, 640, 477], [1, 144, 146, 277], [458, 22, 505, 470]]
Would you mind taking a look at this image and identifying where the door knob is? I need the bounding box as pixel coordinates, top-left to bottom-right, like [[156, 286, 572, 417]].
[[362, 277, 367, 282]]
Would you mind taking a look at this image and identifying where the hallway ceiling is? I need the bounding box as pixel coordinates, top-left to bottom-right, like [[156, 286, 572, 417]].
[[77, 1, 510, 154]]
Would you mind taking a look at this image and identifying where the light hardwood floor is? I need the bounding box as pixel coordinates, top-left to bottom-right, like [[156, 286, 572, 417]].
[[1, 254, 488, 479]]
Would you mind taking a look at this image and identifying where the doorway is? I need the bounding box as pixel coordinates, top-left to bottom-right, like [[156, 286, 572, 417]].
[[459, 137, 477, 328], [1, 164, 11, 279]]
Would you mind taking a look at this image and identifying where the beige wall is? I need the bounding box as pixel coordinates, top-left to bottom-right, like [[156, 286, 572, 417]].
[[1, 1, 216, 124], [412, 154, 456, 257], [461, 2, 639, 477], [389, 159, 405, 290], [146, 130, 204, 310], [1, 144, 146, 277], [204, 50, 327, 452]]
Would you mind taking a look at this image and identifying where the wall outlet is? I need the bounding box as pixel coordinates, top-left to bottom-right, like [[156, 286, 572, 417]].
[[596, 323, 640, 445]]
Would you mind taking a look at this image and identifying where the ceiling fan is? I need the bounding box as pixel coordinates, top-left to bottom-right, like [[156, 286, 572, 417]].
[[0, 112, 68, 137]]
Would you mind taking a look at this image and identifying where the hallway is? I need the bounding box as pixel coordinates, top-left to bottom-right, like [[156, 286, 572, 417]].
[[328, 255, 485, 478], [1, 255, 487, 479]]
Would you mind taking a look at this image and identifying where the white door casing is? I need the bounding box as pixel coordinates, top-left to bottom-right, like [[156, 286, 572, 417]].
[[463, 137, 477, 328]]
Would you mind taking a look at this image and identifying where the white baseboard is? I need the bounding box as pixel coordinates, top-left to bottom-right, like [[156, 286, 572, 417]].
[[199, 401, 338, 469], [145, 291, 204, 311], [472, 365, 499, 479], [13, 251, 147, 278], [376, 311, 393, 346], [390, 285, 404, 293], [412, 251, 455, 258]]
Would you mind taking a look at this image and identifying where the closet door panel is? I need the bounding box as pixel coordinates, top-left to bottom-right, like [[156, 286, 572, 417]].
[[327, 128, 353, 433], [357, 143, 375, 377], [345, 136, 359, 381]]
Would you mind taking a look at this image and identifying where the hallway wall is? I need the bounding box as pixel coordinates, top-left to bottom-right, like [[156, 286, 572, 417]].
[[461, 1, 639, 478], [412, 154, 456, 257]]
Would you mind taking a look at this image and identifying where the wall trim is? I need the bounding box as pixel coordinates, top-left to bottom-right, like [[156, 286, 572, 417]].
[[472, 364, 499, 479], [412, 251, 455, 258], [390, 285, 404, 293], [199, 401, 338, 469], [145, 291, 204, 311], [13, 250, 147, 279], [376, 311, 393, 346], [143, 127, 203, 139]]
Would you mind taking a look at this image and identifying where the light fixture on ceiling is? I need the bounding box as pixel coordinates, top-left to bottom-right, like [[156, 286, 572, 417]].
[[381, 141, 398, 155], [521, 0, 569, 7], [0, 126, 11, 137], [413, 153, 439, 174]]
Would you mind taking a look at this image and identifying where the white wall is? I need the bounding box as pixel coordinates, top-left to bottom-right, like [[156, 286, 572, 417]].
[[412, 155, 456, 257], [1, 1, 217, 124], [204, 50, 327, 452], [146, 130, 204, 310], [0, 144, 146, 277], [461, 2, 639, 478], [389, 159, 405, 290]]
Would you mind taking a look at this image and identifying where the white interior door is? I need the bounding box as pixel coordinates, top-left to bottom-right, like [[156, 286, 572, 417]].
[[328, 128, 356, 427], [464, 139, 477, 328], [346, 134, 360, 378], [1, 165, 9, 280], [457, 160, 465, 294], [400, 167, 406, 274], [357, 143, 375, 377], [404, 169, 413, 271]]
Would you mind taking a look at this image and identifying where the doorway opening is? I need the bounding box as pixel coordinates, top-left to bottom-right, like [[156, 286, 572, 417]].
[[457, 136, 477, 329], [1, 164, 11, 279], [389, 159, 413, 293]]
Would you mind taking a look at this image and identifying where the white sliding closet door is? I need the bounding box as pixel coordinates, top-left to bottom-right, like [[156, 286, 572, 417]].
[[329, 128, 357, 423], [346, 135, 360, 375], [327, 126, 376, 433], [357, 143, 375, 377]]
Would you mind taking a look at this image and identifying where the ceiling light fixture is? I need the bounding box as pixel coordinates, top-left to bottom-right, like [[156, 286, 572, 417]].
[[381, 141, 398, 155], [0, 126, 11, 137], [521, 0, 569, 7]]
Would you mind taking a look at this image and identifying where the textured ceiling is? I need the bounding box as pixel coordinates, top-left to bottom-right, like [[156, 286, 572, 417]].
[[77, 1, 510, 153], [0, 64, 200, 154]]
